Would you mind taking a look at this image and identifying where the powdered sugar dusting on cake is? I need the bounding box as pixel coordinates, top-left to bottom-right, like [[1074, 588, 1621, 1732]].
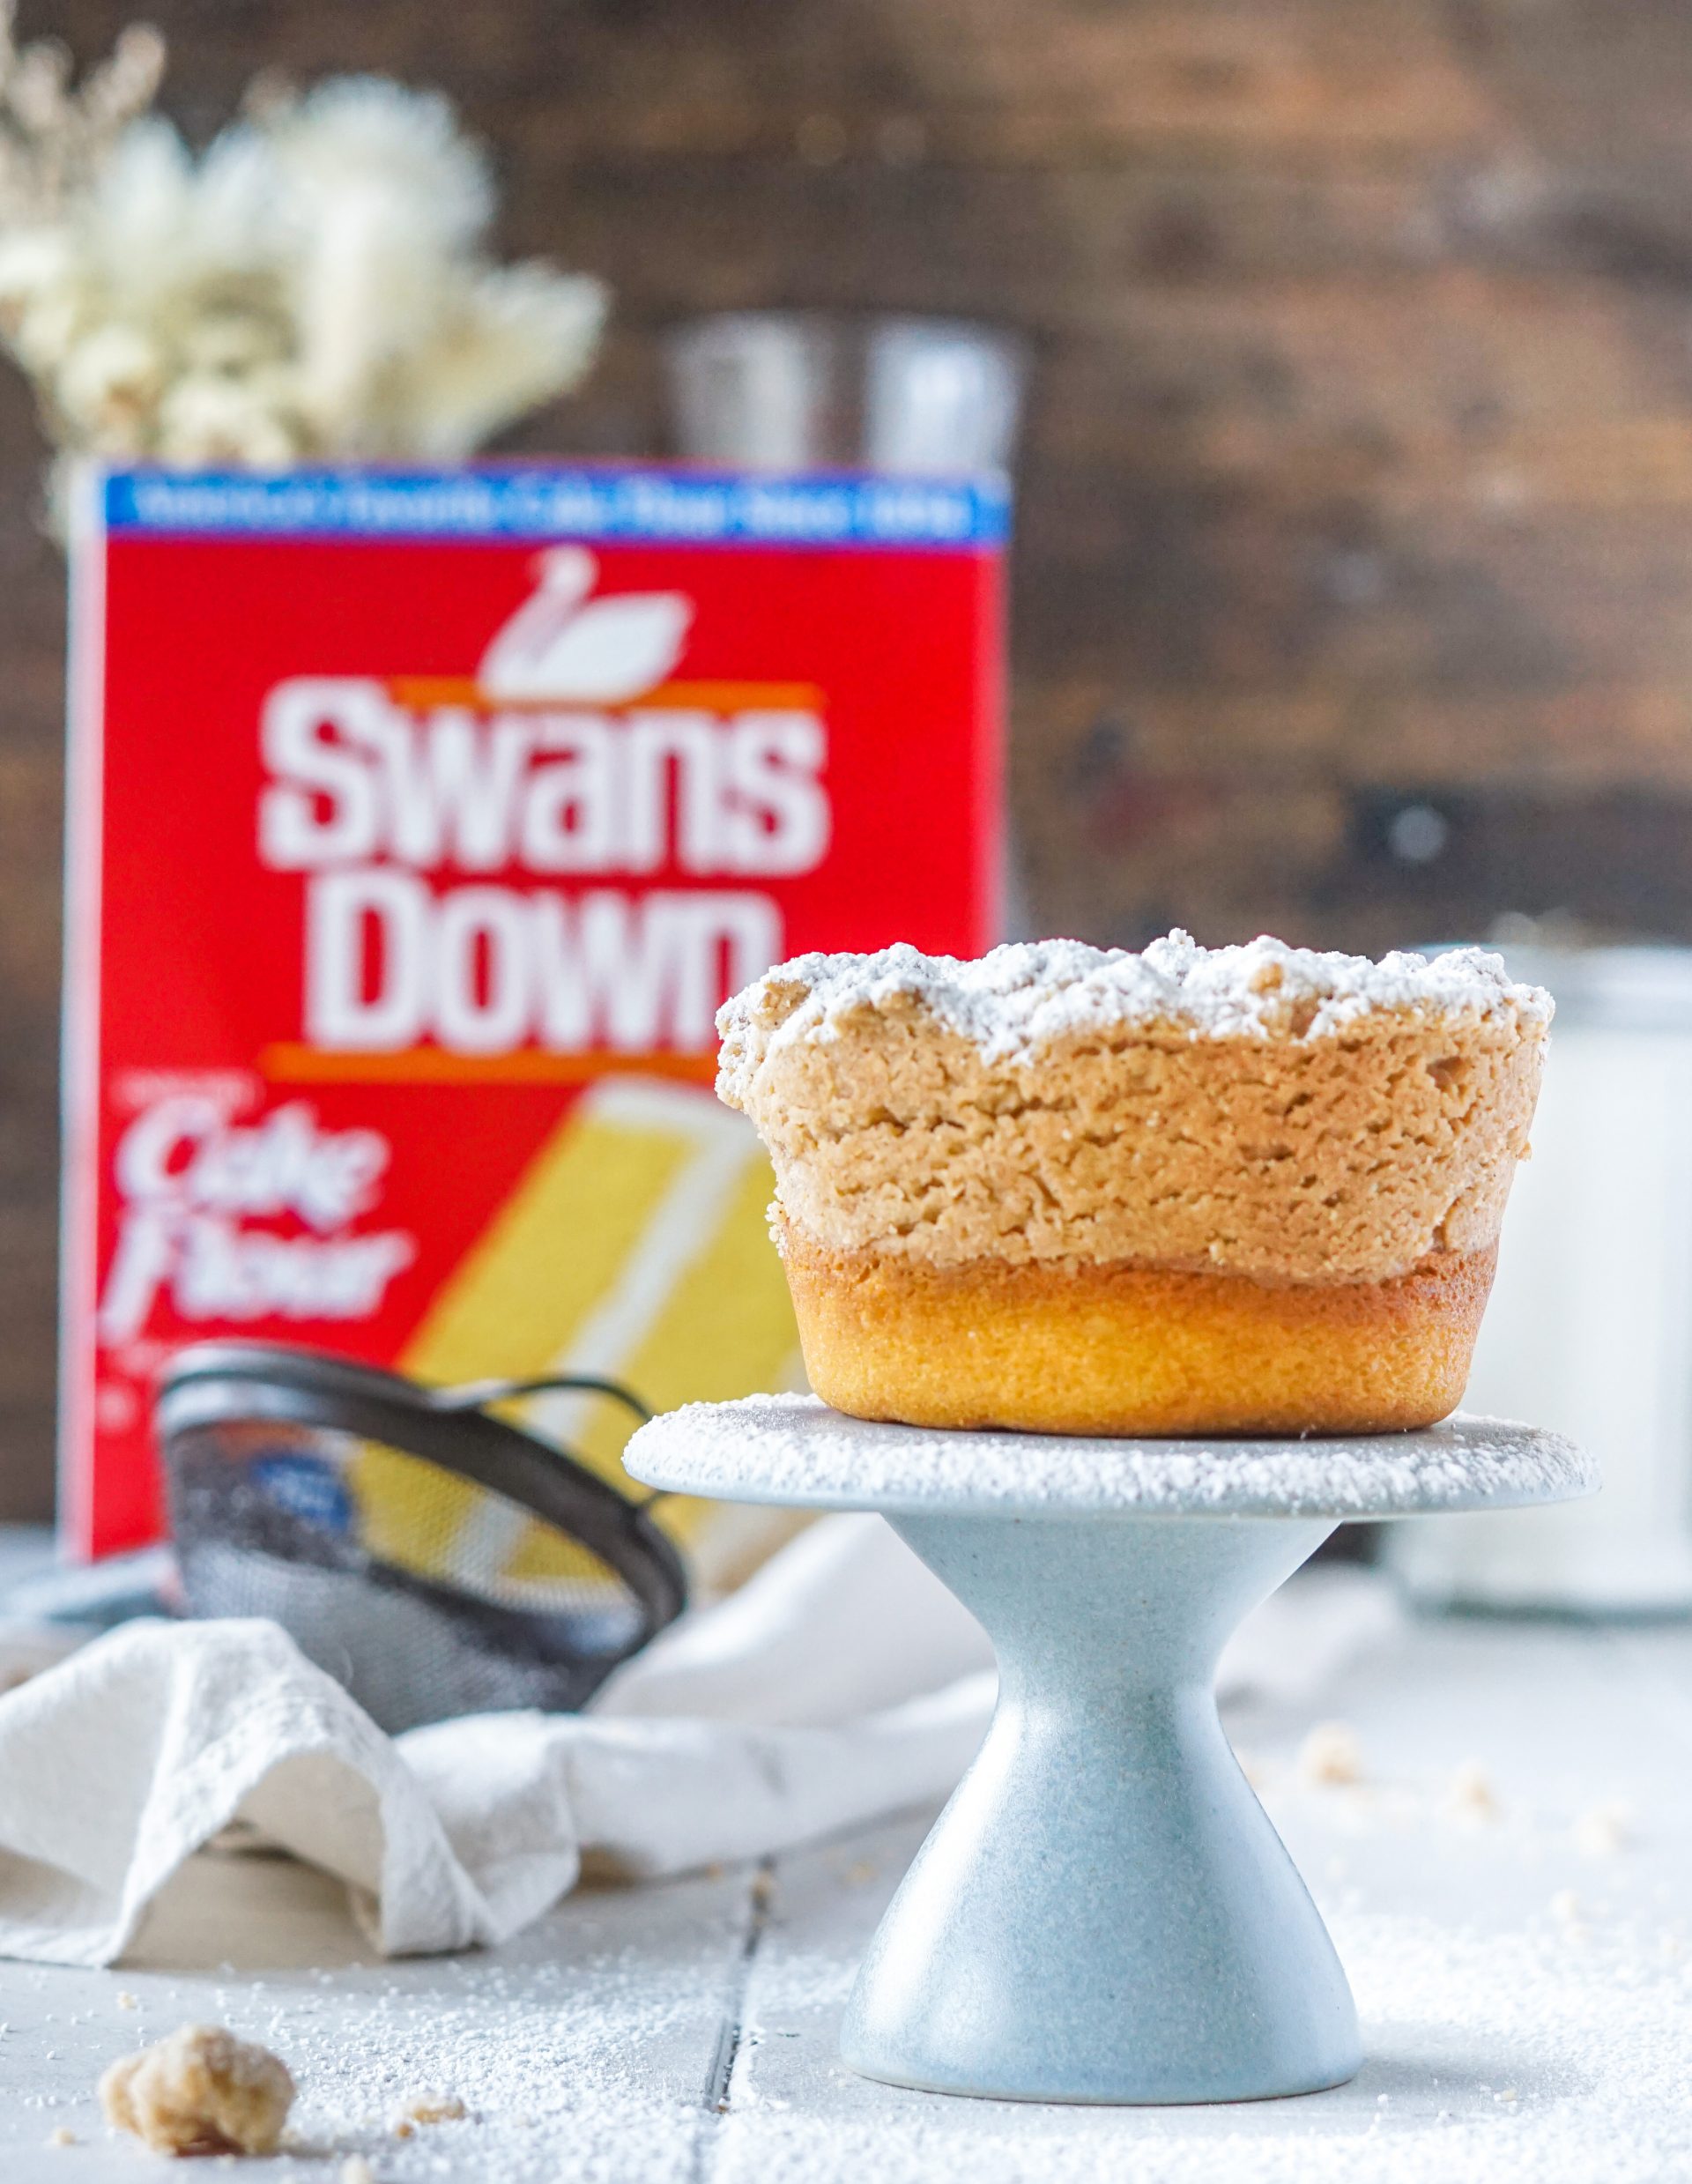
[[628, 1395, 1594, 1519], [716, 931, 1552, 1097]]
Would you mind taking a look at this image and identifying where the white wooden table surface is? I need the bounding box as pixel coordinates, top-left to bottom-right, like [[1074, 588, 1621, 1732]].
[[0, 1595, 1688, 2182]]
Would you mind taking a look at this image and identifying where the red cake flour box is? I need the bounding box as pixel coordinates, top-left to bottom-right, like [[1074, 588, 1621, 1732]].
[[62, 464, 1006, 1560]]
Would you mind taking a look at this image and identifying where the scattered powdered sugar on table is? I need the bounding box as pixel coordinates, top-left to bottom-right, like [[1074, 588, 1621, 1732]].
[[717, 930, 1552, 1083], [59, 1897, 752, 2184], [4, 1614, 1684, 2183], [716, 1912, 1692, 2184], [627, 1396, 1595, 1519], [270, 1966, 702, 2181]]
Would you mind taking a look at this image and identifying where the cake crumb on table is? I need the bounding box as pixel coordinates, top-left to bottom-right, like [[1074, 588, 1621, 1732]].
[[400, 2092, 467, 2125], [1443, 1760, 1500, 1824], [1573, 1800, 1633, 1857], [98, 2024, 293, 2157], [115, 1990, 137, 2009], [46, 2125, 76, 2147], [1296, 1720, 1363, 1787], [340, 2159, 376, 2184]]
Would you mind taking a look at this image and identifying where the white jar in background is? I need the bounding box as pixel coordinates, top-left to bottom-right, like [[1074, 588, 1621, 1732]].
[[1387, 947, 1692, 1613]]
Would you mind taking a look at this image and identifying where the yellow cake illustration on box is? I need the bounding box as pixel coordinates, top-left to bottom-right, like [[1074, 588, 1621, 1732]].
[[347, 1076, 806, 1601]]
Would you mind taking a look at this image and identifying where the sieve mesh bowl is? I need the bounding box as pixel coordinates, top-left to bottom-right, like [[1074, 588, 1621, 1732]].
[[157, 1346, 686, 1735]]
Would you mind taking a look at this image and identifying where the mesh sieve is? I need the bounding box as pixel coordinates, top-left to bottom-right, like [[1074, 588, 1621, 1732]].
[[155, 1343, 686, 1735]]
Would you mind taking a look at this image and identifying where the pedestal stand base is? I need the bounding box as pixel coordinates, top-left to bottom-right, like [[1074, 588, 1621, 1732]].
[[842, 1507, 1354, 2102], [628, 1399, 1593, 2106]]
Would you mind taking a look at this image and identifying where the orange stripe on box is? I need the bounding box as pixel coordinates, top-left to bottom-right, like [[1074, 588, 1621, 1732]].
[[385, 678, 822, 711], [260, 1044, 718, 1087]]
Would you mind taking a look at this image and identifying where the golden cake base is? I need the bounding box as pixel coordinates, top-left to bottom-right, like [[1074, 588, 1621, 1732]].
[[781, 1229, 1496, 1437]]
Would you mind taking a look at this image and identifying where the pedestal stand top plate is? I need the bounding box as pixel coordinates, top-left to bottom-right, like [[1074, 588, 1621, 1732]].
[[627, 1394, 1596, 1521]]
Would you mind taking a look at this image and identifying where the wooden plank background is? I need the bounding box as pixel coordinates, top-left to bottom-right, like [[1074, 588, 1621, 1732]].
[[4, 0, 1692, 1513]]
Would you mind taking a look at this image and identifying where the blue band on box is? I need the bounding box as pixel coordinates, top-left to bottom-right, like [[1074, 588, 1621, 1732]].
[[99, 464, 1011, 549]]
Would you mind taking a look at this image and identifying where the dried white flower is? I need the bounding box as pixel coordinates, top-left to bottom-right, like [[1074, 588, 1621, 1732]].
[[388, 263, 605, 460], [0, 224, 73, 331], [55, 321, 162, 445], [263, 78, 497, 449], [270, 75, 492, 243], [0, 19, 604, 496], [11, 279, 82, 372], [0, 6, 165, 224], [154, 372, 301, 466], [178, 309, 288, 378]]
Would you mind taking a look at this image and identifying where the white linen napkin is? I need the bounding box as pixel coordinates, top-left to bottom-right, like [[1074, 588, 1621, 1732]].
[[0, 1515, 1394, 1965]]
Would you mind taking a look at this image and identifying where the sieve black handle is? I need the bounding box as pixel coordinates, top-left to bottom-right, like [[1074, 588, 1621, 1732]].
[[431, 1374, 674, 1504], [429, 1374, 653, 1424]]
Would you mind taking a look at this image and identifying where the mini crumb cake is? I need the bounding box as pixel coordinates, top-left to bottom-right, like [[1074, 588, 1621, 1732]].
[[716, 931, 1552, 1437]]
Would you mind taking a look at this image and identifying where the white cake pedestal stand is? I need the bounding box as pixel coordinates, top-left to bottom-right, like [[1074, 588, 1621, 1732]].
[[627, 1397, 1594, 2107]]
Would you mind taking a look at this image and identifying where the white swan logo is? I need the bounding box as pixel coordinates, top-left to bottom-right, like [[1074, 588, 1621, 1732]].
[[478, 546, 693, 704]]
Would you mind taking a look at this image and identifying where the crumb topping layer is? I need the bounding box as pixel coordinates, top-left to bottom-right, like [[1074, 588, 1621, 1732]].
[[719, 931, 1548, 1095], [717, 931, 1550, 1285]]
